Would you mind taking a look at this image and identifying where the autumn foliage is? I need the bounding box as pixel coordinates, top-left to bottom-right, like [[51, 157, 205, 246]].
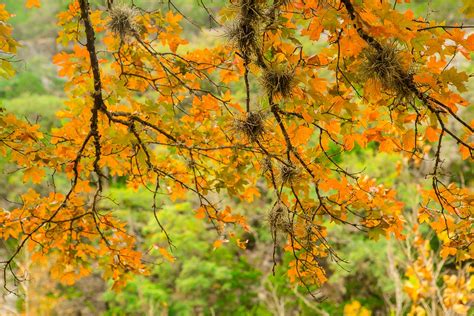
[[0, 0, 473, 308]]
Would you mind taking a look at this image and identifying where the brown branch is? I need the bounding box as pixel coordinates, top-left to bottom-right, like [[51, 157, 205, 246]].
[[418, 25, 474, 32]]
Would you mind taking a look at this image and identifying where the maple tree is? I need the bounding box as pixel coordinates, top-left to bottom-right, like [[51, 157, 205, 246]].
[[0, 0, 472, 302]]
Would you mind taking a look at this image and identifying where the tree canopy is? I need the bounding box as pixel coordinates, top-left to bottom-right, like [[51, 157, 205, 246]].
[[0, 0, 473, 303]]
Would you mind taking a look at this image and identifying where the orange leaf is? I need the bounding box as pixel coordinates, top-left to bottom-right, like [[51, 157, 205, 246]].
[[23, 167, 46, 184], [236, 239, 248, 249], [301, 111, 313, 123], [165, 11, 182, 25], [379, 140, 396, 153], [195, 206, 207, 219], [460, 145, 470, 160], [25, 0, 40, 8], [426, 56, 446, 74], [242, 187, 260, 203], [158, 247, 175, 262], [425, 126, 439, 142], [60, 272, 77, 285], [213, 239, 225, 249], [290, 124, 313, 146], [344, 134, 355, 151], [402, 130, 416, 151], [440, 246, 457, 259]]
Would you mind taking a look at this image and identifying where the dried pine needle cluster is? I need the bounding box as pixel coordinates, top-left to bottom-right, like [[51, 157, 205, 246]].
[[227, 1, 296, 98], [361, 44, 414, 99], [235, 111, 266, 141], [239, 0, 263, 22], [268, 201, 292, 234], [273, 0, 293, 6], [262, 68, 294, 97], [280, 163, 299, 184], [226, 0, 265, 58], [260, 156, 272, 174], [226, 22, 259, 58], [107, 4, 140, 39]]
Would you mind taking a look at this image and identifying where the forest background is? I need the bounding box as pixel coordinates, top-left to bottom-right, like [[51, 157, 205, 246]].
[[0, 0, 473, 315]]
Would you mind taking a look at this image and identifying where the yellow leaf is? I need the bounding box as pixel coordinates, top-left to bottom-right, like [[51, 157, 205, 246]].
[[344, 300, 362, 316], [452, 304, 469, 315], [344, 300, 372, 316], [418, 211, 430, 224]]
